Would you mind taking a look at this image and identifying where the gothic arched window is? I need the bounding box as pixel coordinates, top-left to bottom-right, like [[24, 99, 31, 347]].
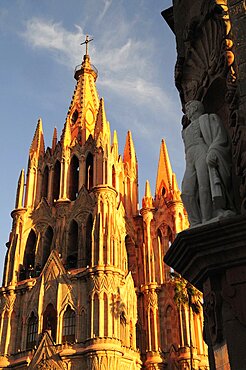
[[43, 303, 57, 342], [71, 109, 78, 125], [69, 155, 79, 201], [112, 165, 116, 188], [157, 228, 164, 282], [85, 214, 93, 267], [42, 226, 53, 267], [125, 235, 136, 278], [93, 293, 99, 337], [23, 229, 37, 277], [85, 152, 93, 190], [41, 165, 49, 199], [62, 306, 76, 343], [52, 160, 61, 202], [26, 312, 38, 349], [67, 220, 78, 269]]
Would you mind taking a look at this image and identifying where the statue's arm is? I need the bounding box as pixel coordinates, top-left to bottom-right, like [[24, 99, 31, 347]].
[[200, 114, 220, 167]]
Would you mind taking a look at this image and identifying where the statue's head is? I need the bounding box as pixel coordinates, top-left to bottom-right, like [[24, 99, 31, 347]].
[[185, 100, 204, 120]]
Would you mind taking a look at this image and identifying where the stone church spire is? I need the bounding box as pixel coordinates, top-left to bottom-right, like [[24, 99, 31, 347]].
[[123, 130, 137, 168], [29, 118, 45, 160], [123, 131, 138, 215], [15, 169, 25, 210], [25, 118, 45, 208], [155, 138, 172, 198], [94, 97, 108, 140], [52, 127, 57, 153], [142, 180, 154, 208], [66, 46, 100, 144]]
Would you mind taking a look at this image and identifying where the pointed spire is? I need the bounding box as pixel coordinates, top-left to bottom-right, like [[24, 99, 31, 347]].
[[52, 127, 57, 153], [172, 173, 181, 201], [61, 118, 71, 149], [155, 139, 173, 197], [112, 130, 119, 158], [142, 180, 154, 208], [145, 180, 152, 198], [29, 118, 45, 159], [94, 98, 107, 139], [123, 131, 137, 167], [67, 44, 100, 144], [15, 169, 25, 209], [113, 130, 118, 147]]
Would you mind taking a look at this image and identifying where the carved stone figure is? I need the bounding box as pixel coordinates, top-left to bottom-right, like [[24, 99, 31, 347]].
[[181, 100, 235, 226]]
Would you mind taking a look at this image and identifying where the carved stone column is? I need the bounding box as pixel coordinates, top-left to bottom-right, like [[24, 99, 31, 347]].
[[227, 1, 246, 212], [165, 215, 246, 370], [141, 283, 164, 370]]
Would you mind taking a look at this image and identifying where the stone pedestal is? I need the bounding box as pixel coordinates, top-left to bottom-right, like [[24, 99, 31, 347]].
[[164, 215, 246, 370]]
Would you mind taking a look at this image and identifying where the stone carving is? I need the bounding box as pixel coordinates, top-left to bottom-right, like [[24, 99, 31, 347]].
[[181, 100, 235, 226], [175, 6, 226, 105], [37, 359, 56, 370], [5, 294, 16, 312], [203, 290, 223, 345], [90, 272, 119, 294], [145, 289, 158, 309], [222, 266, 246, 327], [88, 354, 119, 370]]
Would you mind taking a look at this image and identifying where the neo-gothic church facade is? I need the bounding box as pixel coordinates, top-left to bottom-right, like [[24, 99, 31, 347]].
[[0, 51, 209, 369]]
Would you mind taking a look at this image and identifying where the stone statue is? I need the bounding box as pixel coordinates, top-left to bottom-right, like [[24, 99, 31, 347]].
[[181, 100, 235, 226]]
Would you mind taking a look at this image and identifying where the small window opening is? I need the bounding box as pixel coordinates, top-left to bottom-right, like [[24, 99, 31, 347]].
[[62, 306, 76, 343], [71, 110, 78, 125], [86, 153, 93, 190], [52, 160, 61, 202], [69, 156, 79, 201], [67, 220, 78, 269], [42, 226, 53, 267], [21, 230, 37, 280], [112, 165, 116, 188], [43, 303, 57, 342], [41, 166, 49, 198], [85, 214, 93, 267], [26, 312, 38, 349]]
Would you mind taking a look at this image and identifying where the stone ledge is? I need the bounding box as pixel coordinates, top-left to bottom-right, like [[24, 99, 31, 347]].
[[164, 215, 246, 290]]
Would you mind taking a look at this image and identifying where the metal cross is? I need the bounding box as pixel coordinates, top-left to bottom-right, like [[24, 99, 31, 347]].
[[80, 34, 94, 55]]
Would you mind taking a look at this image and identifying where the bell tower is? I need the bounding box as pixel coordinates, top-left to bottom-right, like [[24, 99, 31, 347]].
[[0, 43, 141, 369]]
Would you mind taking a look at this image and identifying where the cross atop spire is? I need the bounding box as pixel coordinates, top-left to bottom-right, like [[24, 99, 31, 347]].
[[81, 34, 94, 56]]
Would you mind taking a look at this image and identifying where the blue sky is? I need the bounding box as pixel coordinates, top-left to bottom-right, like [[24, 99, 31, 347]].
[[0, 0, 184, 279]]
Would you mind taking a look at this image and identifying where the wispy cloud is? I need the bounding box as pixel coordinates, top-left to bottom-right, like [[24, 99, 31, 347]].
[[97, 0, 112, 23], [99, 76, 179, 120], [22, 18, 85, 67], [21, 16, 180, 141]]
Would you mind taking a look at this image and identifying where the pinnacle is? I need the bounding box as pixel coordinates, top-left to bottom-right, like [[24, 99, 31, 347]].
[[52, 127, 57, 152], [15, 169, 25, 209], [145, 180, 152, 198], [95, 98, 107, 139], [155, 139, 173, 197], [61, 118, 71, 148], [123, 131, 137, 166], [29, 118, 45, 156], [142, 179, 154, 208], [113, 130, 118, 146]]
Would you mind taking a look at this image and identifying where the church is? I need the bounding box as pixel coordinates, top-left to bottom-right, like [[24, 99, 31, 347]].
[[0, 44, 209, 369]]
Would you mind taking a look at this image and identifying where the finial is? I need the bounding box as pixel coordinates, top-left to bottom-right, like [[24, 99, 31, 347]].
[[81, 34, 94, 56]]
